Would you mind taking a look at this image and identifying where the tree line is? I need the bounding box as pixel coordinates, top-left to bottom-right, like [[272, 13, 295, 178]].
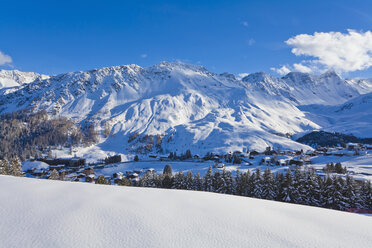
[[110, 166, 372, 211], [0, 109, 98, 160]]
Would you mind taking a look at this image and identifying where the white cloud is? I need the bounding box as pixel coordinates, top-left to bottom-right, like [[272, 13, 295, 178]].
[[293, 63, 312, 73], [270, 65, 291, 75], [285, 29, 372, 73], [140, 54, 147, 58], [0, 51, 12, 65], [241, 21, 249, 27]]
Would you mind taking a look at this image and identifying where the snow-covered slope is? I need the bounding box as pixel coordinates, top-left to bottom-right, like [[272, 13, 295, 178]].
[[300, 91, 372, 137], [0, 175, 371, 248], [0, 69, 48, 89]]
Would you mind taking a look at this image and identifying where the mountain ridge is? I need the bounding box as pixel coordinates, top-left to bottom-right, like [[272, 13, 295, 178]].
[[0, 62, 371, 157]]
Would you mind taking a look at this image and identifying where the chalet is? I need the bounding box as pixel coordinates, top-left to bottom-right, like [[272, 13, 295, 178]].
[[85, 174, 95, 183], [213, 162, 225, 169], [160, 156, 170, 161], [250, 151, 260, 156], [26, 168, 36, 174], [289, 159, 304, 166], [364, 144, 372, 150], [49, 164, 65, 171], [113, 172, 124, 184], [127, 173, 139, 181], [82, 167, 94, 176], [32, 169, 45, 177], [334, 151, 344, 157], [276, 159, 288, 166], [193, 154, 200, 159], [345, 150, 355, 156], [346, 143, 359, 151], [77, 173, 86, 179], [146, 168, 155, 173], [113, 172, 124, 179], [149, 154, 157, 159], [261, 157, 272, 165], [299, 155, 311, 164]]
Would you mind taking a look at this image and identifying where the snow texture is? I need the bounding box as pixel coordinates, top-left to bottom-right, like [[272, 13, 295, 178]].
[[0, 175, 371, 248]]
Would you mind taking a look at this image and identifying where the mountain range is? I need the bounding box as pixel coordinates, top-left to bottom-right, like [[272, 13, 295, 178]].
[[0, 62, 371, 157]]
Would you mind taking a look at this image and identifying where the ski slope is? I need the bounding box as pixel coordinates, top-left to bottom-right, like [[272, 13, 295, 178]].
[[0, 175, 371, 248]]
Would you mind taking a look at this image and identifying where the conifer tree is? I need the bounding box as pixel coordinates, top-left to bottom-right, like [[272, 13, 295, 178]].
[[185, 171, 194, 190], [119, 177, 131, 186], [360, 180, 372, 209], [48, 169, 60, 180], [173, 171, 186, 189], [95, 175, 109, 185], [0, 159, 9, 175], [281, 169, 293, 202], [9, 157, 24, 177], [253, 168, 263, 198], [204, 166, 214, 192], [163, 164, 173, 176], [194, 172, 203, 191], [262, 168, 276, 200]]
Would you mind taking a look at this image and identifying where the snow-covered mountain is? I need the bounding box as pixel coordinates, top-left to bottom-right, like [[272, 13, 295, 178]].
[[300, 91, 372, 138], [0, 69, 49, 89], [0, 62, 371, 156], [242, 71, 369, 106]]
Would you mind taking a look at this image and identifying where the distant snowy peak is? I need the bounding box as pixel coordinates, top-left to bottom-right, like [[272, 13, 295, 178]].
[[0, 69, 49, 89], [281, 71, 363, 105], [345, 78, 372, 95]]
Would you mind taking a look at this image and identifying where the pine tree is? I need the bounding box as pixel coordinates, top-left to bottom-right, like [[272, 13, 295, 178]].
[[0, 159, 9, 175], [9, 157, 24, 177], [292, 167, 305, 204], [281, 169, 293, 202], [213, 171, 223, 193], [173, 171, 186, 189], [162, 174, 173, 189], [235, 169, 243, 196], [48, 169, 60, 180], [185, 171, 194, 190], [134, 155, 139, 162], [163, 164, 173, 176], [204, 166, 214, 192], [306, 169, 321, 207], [360, 180, 372, 209], [95, 175, 109, 185], [194, 172, 203, 191], [331, 176, 348, 210], [253, 168, 263, 198], [343, 175, 360, 209], [119, 177, 131, 186], [262, 168, 276, 200]]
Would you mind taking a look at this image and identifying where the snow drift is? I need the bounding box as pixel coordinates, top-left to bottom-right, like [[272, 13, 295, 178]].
[[0, 175, 371, 248]]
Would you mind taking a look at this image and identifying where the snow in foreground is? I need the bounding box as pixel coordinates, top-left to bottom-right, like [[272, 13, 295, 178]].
[[0, 176, 371, 248]]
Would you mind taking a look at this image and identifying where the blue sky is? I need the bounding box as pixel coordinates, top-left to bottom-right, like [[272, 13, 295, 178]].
[[1, 0, 372, 78]]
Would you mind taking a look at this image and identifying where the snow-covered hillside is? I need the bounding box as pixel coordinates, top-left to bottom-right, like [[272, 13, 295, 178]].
[[0, 62, 371, 157], [0, 69, 48, 89], [0, 175, 371, 248], [300, 91, 372, 137]]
